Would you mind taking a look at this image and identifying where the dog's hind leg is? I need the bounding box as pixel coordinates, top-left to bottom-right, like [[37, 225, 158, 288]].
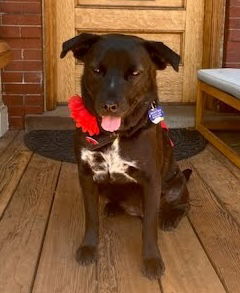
[[159, 168, 190, 231]]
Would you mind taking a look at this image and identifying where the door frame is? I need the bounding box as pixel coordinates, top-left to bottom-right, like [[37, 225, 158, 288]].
[[42, 0, 227, 111]]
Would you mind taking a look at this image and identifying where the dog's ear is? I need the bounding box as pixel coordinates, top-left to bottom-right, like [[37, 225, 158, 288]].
[[144, 41, 180, 72], [60, 33, 101, 60]]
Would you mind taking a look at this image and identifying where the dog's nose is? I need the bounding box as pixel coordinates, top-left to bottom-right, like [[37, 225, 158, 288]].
[[103, 102, 118, 113]]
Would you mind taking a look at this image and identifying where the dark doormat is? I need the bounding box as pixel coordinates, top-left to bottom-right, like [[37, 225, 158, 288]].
[[24, 129, 207, 163]]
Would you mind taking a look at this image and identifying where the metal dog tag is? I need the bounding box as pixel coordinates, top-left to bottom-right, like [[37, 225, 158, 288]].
[[148, 106, 164, 124]]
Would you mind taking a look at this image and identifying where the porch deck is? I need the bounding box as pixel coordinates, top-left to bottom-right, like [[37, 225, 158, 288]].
[[0, 131, 240, 293]]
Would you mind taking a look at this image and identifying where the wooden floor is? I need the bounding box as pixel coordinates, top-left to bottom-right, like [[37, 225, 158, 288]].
[[0, 131, 240, 293]]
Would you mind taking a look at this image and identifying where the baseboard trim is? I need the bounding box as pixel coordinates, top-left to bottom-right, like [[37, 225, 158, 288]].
[[0, 104, 9, 137]]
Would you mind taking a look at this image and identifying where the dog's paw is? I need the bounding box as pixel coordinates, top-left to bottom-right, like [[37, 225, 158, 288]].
[[76, 245, 97, 265], [143, 257, 165, 280], [104, 202, 124, 217]]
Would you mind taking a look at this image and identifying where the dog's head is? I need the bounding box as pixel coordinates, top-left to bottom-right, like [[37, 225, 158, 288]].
[[61, 33, 180, 132]]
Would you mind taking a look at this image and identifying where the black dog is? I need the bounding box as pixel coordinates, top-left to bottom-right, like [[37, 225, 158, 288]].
[[61, 33, 191, 279]]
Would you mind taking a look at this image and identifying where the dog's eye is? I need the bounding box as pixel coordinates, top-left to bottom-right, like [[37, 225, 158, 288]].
[[93, 68, 101, 74], [131, 71, 141, 77]]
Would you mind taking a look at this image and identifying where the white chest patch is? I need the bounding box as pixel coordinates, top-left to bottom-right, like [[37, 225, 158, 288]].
[[81, 138, 138, 183]]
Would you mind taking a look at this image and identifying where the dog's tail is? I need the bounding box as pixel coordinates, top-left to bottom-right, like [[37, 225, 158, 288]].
[[182, 169, 192, 182]]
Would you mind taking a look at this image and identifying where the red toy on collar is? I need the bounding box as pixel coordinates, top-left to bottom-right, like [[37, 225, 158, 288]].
[[68, 95, 100, 136], [68, 94, 174, 147]]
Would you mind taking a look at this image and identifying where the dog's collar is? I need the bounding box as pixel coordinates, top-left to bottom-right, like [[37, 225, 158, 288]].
[[80, 132, 118, 151], [79, 120, 173, 151], [69, 95, 169, 151]]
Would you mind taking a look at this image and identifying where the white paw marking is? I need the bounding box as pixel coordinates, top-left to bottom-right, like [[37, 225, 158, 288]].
[[81, 138, 137, 183]]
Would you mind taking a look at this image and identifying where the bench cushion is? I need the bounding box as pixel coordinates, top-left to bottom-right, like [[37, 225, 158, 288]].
[[198, 69, 240, 99]]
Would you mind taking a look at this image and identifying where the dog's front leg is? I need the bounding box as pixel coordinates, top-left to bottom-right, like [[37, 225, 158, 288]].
[[76, 173, 99, 265], [142, 177, 165, 279]]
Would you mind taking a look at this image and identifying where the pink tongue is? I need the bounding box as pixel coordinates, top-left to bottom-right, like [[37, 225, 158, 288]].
[[101, 116, 121, 132]]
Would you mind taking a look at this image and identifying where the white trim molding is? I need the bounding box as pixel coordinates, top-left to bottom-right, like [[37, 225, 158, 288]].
[[0, 103, 9, 137], [0, 72, 9, 137]]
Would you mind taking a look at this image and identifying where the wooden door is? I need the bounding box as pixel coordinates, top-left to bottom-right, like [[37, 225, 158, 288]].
[[53, 0, 205, 104]]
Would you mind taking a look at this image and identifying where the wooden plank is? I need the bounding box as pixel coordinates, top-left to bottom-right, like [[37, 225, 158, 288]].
[[159, 218, 226, 293], [76, 65, 183, 102], [196, 81, 205, 126], [202, 0, 226, 68], [201, 0, 226, 111], [208, 145, 240, 180], [56, 0, 75, 103], [0, 154, 61, 293], [43, 0, 57, 110], [200, 81, 240, 111], [205, 120, 240, 130], [179, 159, 240, 293], [196, 124, 240, 169], [98, 206, 161, 292], [182, 0, 204, 102], [0, 131, 32, 218], [75, 8, 186, 32], [77, 0, 183, 8], [210, 131, 240, 154], [0, 130, 18, 157], [189, 147, 240, 222], [32, 163, 97, 293]]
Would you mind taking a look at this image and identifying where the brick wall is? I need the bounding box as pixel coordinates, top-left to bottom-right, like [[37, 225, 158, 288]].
[[224, 0, 240, 68], [0, 0, 43, 129]]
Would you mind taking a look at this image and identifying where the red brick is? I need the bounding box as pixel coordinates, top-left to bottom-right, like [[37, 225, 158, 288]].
[[0, 26, 20, 38], [3, 95, 24, 106], [4, 61, 24, 72], [25, 105, 43, 114], [21, 27, 42, 38], [11, 49, 23, 60], [0, 2, 41, 14], [23, 49, 42, 60], [3, 84, 43, 94], [229, 7, 240, 16], [5, 60, 42, 71], [228, 30, 240, 41], [25, 95, 43, 106], [224, 62, 240, 68], [229, 18, 240, 29], [8, 106, 25, 116], [225, 42, 240, 62], [24, 72, 42, 83], [2, 72, 23, 83], [2, 14, 41, 25], [230, 0, 240, 6], [6, 38, 42, 49], [9, 117, 24, 129]]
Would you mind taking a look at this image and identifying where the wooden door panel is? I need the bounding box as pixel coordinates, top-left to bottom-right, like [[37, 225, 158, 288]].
[[45, 0, 226, 109], [55, 0, 204, 103], [75, 8, 185, 31], [76, 0, 184, 8], [76, 66, 183, 102]]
